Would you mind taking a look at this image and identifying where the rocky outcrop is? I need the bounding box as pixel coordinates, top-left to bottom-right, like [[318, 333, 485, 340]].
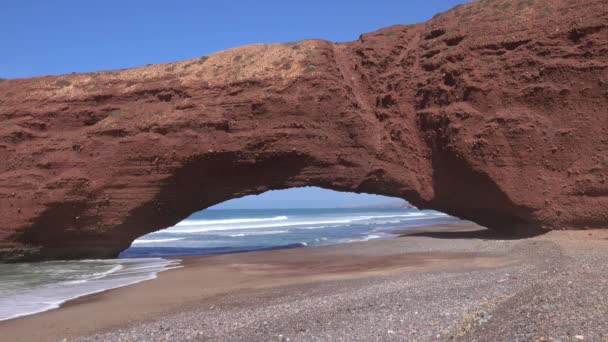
[[1, 0, 607, 261]]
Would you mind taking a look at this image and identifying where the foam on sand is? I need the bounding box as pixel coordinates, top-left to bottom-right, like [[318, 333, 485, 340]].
[[0, 258, 180, 321]]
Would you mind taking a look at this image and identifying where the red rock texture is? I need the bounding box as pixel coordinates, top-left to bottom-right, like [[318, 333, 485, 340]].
[[0, 0, 607, 261]]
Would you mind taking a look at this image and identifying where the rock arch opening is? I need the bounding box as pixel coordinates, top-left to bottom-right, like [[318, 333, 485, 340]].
[[9, 140, 547, 262], [119, 187, 461, 259]]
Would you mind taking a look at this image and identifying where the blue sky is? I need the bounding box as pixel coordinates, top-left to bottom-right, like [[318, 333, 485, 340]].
[[211, 187, 404, 209], [1, 0, 465, 79], [2, 1, 465, 208]]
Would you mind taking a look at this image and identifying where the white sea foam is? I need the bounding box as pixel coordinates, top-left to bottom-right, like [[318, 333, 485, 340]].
[[162, 212, 438, 234], [360, 234, 384, 241], [0, 258, 180, 321], [339, 234, 386, 244], [227, 230, 289, 237], [64, 264, 124, 284], [131, 238, 184, 244], [296, 214, 447, 230], [175, 216, 288, 226]]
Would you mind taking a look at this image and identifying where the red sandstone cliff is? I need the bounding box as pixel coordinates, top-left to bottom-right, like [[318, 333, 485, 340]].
[[0, 0, 607, 261]]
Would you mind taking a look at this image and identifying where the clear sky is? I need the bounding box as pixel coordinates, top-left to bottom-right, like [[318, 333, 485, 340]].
[[210, 187, 405, 209], [2, 1, 465, 208], [1, 0, 465, 79]]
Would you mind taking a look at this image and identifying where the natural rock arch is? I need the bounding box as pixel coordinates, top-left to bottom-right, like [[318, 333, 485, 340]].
[[1, 0, 607, 261]]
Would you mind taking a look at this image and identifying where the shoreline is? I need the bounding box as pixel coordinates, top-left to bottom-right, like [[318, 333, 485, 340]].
[[4, 223, 608, 341], [1, 222, 498, 341], [0, 219, 456, 323], [0, 258, 181, 323]]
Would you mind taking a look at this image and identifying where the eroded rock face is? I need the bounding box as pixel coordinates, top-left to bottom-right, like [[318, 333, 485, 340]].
[[1, 0, 607, 261]]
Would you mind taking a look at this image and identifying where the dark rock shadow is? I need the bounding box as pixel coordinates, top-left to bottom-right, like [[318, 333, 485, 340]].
[[399, 227, 548, 241]]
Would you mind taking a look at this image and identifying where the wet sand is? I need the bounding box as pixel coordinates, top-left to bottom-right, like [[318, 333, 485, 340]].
[[3, 222, 608, 341]]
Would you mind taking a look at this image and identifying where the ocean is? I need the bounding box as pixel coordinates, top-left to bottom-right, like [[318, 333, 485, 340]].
[[121, 208, 460, 257], [0, 207, 461, 321], [0, 258, 180, 321]]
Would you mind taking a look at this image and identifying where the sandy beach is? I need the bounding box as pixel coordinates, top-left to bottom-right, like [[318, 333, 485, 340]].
[[1, 0, 606, 340], [3, 222, 608, 341]]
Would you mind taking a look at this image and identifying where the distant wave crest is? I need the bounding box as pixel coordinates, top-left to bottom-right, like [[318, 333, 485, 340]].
[[176, 216, 288, 226], [162, 212, 443, 234], [131, 238, 184, 244], [227, 230, 288, 237], [162, 212, 438, 234]]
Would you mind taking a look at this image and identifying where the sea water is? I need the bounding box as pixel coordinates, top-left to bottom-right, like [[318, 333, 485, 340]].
[[0, 208, 461, 321], [0, 258, 180, 321], [122, 208, 461, 257]]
